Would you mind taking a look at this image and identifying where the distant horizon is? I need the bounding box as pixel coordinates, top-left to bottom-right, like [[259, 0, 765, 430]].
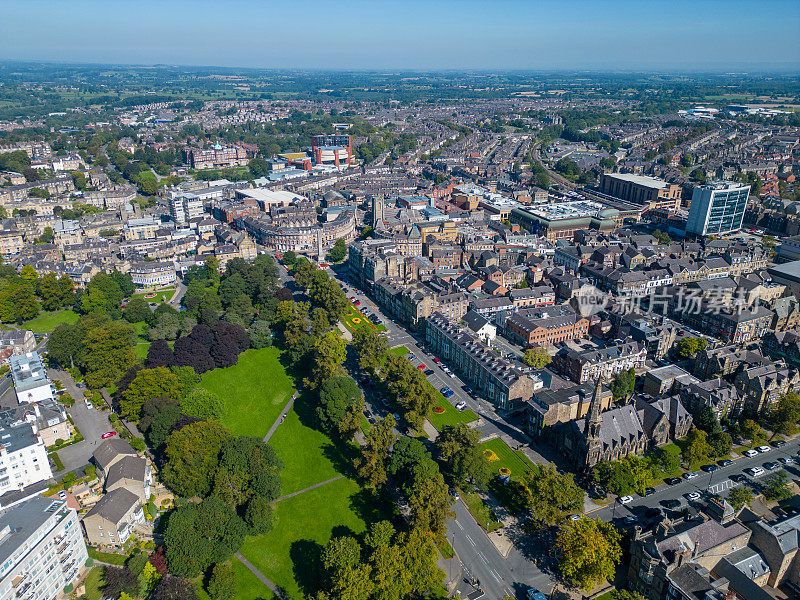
[[2, 58, 800, 76], [2, 0, 798, 72]]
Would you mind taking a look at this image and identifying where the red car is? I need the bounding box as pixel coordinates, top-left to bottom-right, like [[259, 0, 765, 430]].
[[433, 357, 441, 364], [354, 300, 361, 306], [417, 364, 426, 370], [101, 431, 117, 439]]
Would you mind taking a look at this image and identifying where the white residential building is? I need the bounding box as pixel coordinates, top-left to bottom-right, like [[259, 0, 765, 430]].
[[0, 497, 88, 600], [169, 194, 204, 224], [9, 353, 54, 405], [129, 262, 176, 287], [0, 421, 52, 493]]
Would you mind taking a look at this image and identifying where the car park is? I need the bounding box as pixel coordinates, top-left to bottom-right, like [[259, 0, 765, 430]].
[[758, 445, 772, 453], [618, 495, 633, 504], [746, 466, 765, 477]]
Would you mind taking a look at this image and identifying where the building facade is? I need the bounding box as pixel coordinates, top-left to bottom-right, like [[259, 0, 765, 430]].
[[686, 181, 750, 236], [0, 497, 88, 600]]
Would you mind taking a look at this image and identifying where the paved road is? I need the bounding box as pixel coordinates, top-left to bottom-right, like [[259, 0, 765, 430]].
[[450, 500, 554, 598], [330, 269, 555, 595], [589, 435, 800, 525]]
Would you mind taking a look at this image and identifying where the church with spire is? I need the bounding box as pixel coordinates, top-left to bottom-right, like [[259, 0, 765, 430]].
[[553, 376, 692, 469]]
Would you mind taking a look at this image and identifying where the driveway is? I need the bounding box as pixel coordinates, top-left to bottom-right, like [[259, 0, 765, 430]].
[[48, 369, 113, 474]]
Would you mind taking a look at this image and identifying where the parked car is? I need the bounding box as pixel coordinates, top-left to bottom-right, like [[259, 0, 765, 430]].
[[623, 515, 639, 524], [718, 459, 733, 467], [683, 471, 699, 480], [701, 464, 718, 473], [744, 449, 759, 458], [440, 387, 451, 394], [644, 487, 656, 496], [58, 491, 67, 500], [425, 369, 435, 376], [685, 491, 701, 501], [757, 445, 772, 453], [773, 440, 787, 448], [101, 431, 117, 439], [618, 495, 633, 504], [778, 457, 794, 465], [665, 477, 682, 485], [417, 364, 426, 370], [85, 400, 93, 410], [730, 473, 747, 483], [746, 466, 765, 477], [662, 499, 682, 509], [455, 401, 467, 412], [763, 461, 779, 471]]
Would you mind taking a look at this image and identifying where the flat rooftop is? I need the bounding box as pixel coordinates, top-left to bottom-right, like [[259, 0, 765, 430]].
[[605, 172, 672, 189], [521, 200, 610, 221]]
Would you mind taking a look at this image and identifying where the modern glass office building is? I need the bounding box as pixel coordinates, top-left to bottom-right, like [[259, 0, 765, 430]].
[[686, 181, 750, 236]]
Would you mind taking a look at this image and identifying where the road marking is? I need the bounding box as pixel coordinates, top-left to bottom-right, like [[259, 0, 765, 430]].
[[466, 535, 476, 547]]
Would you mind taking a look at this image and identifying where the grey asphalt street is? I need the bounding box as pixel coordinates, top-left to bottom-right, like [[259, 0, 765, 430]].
[[450, 500, 555, 598], [588, 435, 800, 524]]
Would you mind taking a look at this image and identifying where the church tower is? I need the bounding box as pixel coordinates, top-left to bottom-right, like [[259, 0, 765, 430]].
[[584, 376, 604, 467]]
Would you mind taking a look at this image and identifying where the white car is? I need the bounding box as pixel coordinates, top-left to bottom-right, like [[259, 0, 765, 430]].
[[618, 495, 633, 504], [746, 466, 765, 477], [85, 400, 93, 410], [757, 445, 772, 453], [683, 471, 699, 480], [744, 449, 759, 458], [685, 491, 701, 501], [455, 401, 467, 412]]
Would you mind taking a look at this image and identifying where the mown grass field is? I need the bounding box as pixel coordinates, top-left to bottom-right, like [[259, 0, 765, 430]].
[[479, 437, 536, 481], [23, 309, 79, 333], [239, 476, 369, 600], [427, 394, 478, 431], [198, 347, 295, 439]]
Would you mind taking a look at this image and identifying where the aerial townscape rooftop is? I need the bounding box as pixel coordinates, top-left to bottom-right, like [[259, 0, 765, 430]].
[[0, 1, 798, 600]]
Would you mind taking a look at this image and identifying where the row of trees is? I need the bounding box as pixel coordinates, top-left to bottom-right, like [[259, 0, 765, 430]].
[[0, 263, 74, 323]]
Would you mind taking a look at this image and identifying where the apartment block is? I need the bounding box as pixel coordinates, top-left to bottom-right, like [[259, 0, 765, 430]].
[[0, 497, 88, 600], [425, 312, 539, 410]]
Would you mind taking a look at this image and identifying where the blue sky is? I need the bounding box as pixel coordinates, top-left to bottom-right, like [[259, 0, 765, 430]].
[[2, 0, 799, 70]]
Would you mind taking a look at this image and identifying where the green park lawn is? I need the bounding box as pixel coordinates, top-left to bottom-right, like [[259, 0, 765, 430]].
[[80, 566, 105, 600], [239, 476, 369, 600], [22, 309, 79, 333], [232, 557, 274, 600], [389, 345, 410, 356], [131, 286, 176, 303], [479, 437, 536, 482], [340, 305, 387, 333], [198, 347, 295, 439], [267, 394, 348, 495], [427, 394, 478, 431]]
